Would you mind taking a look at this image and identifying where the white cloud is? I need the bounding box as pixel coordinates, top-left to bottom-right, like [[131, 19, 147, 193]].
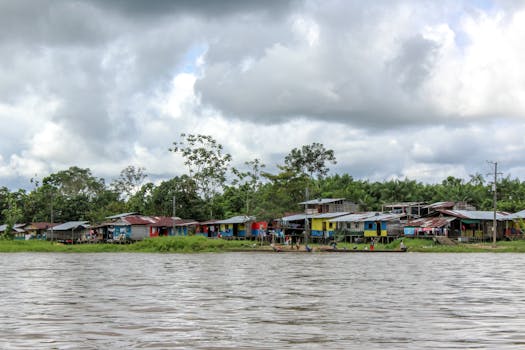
[[2, 0, 525, 191]]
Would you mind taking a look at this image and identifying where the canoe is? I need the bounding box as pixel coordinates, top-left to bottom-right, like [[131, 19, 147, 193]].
[[318, 247, 407, 253]]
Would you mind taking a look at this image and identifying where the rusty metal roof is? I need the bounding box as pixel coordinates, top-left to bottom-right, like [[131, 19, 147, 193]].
[[423, 201, 455, 209], [406, 217, 455, 228]]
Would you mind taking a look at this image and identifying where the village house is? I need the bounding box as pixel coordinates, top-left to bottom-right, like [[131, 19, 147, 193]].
[[435, 209, 509, 241], [299, 198, 359, 214], [23, 222, 56, 240], [330, 212, 404, 243], [195, 219, 220, 238], [173, 219, 199, 236], [382, 202, 428, 218], [0, 223, 27, 240], [216, 215, 256, 239], [47, 221, 90, 243], [310, 212, 349, 241], [112, 215, 156, 241]]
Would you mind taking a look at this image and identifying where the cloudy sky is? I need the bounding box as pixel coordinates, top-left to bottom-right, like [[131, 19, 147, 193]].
[[1, 0, 525, 190]]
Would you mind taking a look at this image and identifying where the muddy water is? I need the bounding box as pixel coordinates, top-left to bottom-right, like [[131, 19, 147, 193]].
[[1, 252, 525, 349]]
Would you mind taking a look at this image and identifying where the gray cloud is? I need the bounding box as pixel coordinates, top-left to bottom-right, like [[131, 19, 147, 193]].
[[1, 0, 525, 191], [194, 1, 452, 127]]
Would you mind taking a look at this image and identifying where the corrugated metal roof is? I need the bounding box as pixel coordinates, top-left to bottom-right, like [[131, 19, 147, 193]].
[[174, 219, 199, 227], [216, 215, 256, 224], [407, 217, 455, 228], [383, 202, 426, 208], [26, 222, 56, 230], [281, 213, 313, 222], [149, 216, 176, 227], [423, 201, 455, 209], [507, 209, 525, 219], [312, 212, 350, 219], [298, 198, 346, 205], [363, 213, 404, 222], [123, 215, 157, 225], [198, 219, 219, 225], [329, 213, 375, 222], [52, 221, 90, 231], [438, 209, 509, 221], [106, 212, 138, 219], [330, 212, 402, 222]]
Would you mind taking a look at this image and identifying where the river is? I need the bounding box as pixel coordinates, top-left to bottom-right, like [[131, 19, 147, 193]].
[[1, 252, 524, 349]]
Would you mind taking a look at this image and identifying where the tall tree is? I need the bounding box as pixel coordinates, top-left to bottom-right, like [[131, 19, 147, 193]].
[[149, 176, 205, 220], [284, 143, 337, 180], [41, 167, 107, 222], [43, 166, 105, 199], [232, 158, 266, 214], [284, 142, 336, 200], [170, 134, 232, 218], [111, 165, 147, 200]]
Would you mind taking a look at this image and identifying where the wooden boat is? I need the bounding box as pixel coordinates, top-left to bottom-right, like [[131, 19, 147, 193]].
[[318, 247, 407, 253]]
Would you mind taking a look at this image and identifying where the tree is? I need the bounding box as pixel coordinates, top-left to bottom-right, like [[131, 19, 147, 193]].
[[149, 176, 205, 220], [1, 193, 23, 239], [111, 165, 147, 200], [284, 142, 337, 180], [284, 142, 336, 200], [41, 167, 107, 222], [170, 134, 232, 218], [127, 182, 155, 215], [43, 166, 105, 199], [261, 167, 310, 219], [232, 158, 266, 214]]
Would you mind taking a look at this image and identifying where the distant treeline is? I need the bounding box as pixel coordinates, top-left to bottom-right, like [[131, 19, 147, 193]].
[[1, 135, 523, 229]]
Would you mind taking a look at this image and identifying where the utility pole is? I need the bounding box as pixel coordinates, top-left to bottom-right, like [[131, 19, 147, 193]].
[[172, 195, 176, 236], [488, 161, 501, 247], [50, 191, 54, 241], [304, 187, 309, 246]]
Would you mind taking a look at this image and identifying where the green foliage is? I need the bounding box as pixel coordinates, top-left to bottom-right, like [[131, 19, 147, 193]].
[[4, 140, 525, 227], [1, 194, 23, 239], [111, 165, 147, 200], [284, 142, 336, 180], [43, 166, 105, 199], [170, 134, 232, 218], [231, 158, 266, 215]]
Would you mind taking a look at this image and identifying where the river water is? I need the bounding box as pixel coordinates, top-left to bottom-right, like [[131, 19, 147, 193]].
[[1, 252, 525, 349]]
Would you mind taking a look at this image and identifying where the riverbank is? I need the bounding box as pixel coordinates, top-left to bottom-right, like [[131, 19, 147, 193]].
[[1, 236, 525, 253]]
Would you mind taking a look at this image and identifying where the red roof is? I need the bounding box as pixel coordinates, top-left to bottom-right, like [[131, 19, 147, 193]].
[[407, 217, 455, 228], [149, 217, 199, 227], [26, 222, 57, 230], [150, 216, 175, 227], [123, 215, 156, 225]]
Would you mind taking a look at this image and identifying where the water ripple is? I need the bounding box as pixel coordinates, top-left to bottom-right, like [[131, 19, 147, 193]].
[[1, 252, 525, 349]]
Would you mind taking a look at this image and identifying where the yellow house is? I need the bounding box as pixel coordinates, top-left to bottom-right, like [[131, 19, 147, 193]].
[[310, 212, 349, 238]]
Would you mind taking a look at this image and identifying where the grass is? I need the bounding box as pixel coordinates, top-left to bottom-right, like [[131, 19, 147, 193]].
[[3, 236, 525, 253], [383, 237, 525, 253], [0, 236, 264, 253]]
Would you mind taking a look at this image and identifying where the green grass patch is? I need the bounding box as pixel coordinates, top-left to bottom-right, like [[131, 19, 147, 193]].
[[0, 236, 263, 253], [3, 236, 525, 253]]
